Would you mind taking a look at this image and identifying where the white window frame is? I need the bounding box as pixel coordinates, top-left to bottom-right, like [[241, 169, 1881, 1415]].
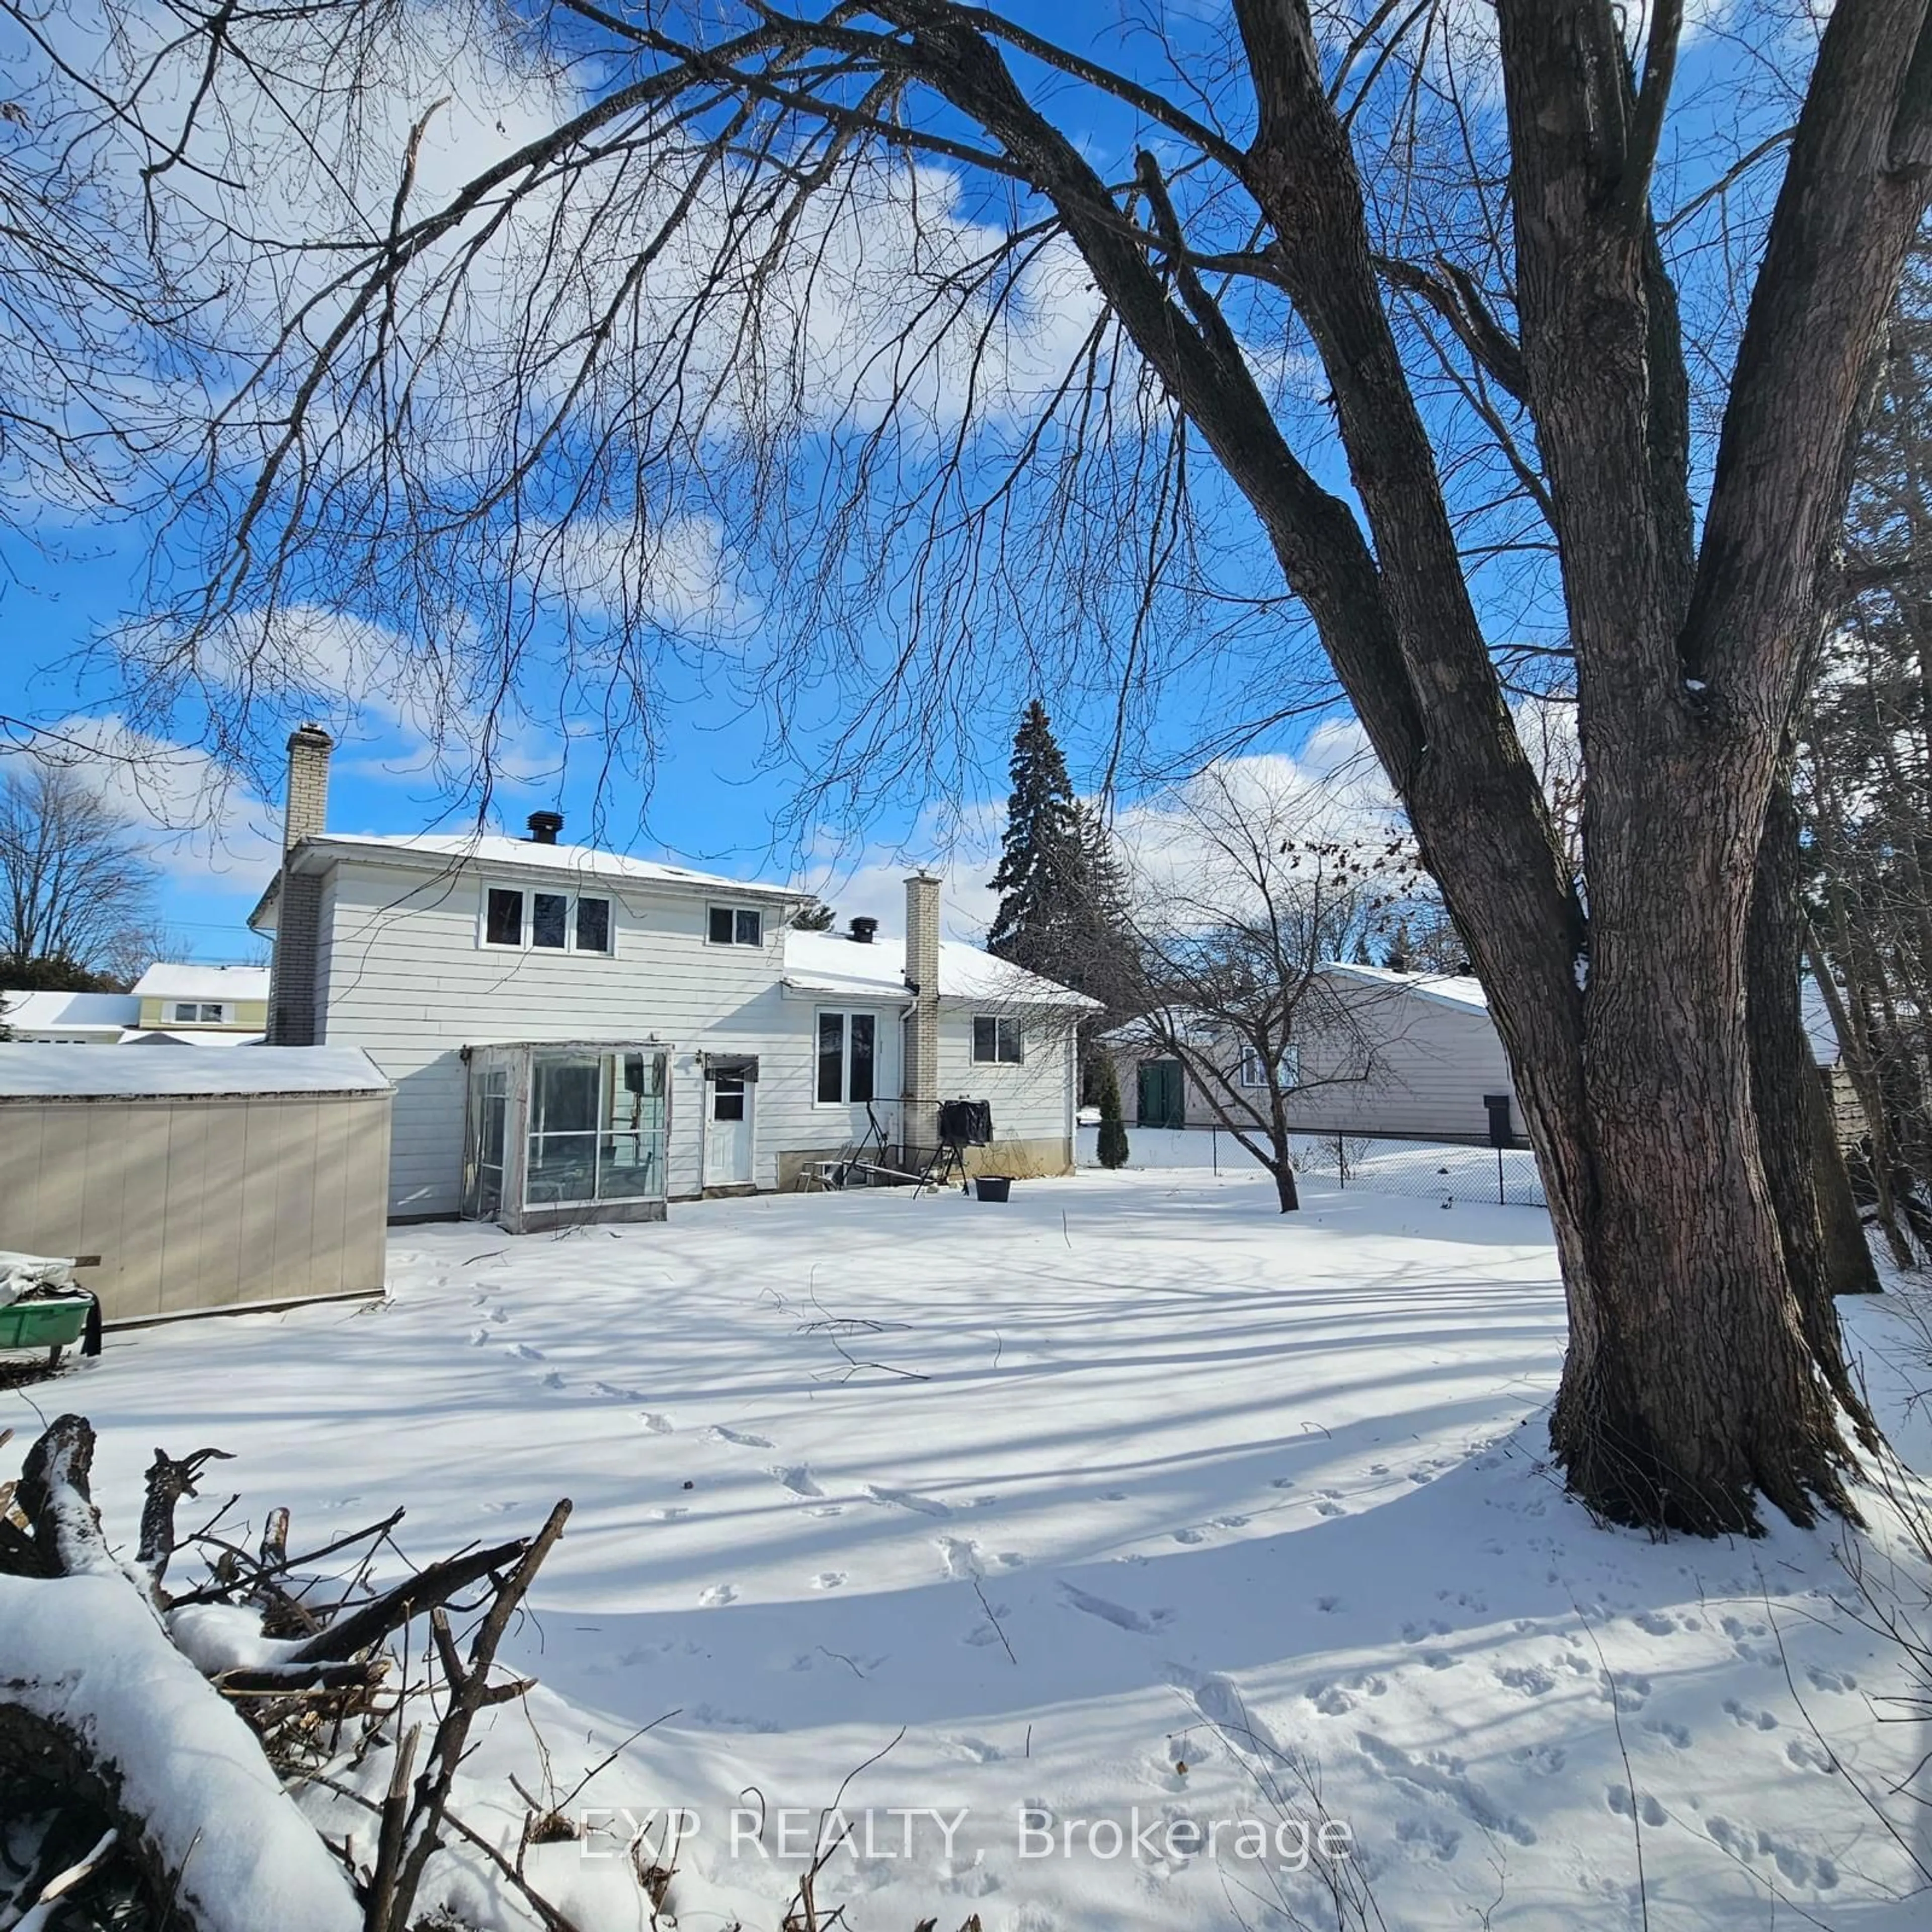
[[814, 1007, 883, 1106], [1239, 1044, 1300, 1090], [972, 1014, 1025, 1065], [706, 904, 766, 948], [172, 1001, 226, 1024], [476, 882, 616, 956]]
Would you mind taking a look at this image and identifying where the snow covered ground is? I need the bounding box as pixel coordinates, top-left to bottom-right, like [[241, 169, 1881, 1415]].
[[24, 1170, 1932, 1929]]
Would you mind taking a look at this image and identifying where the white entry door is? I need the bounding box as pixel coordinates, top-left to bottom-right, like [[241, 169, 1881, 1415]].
[[705, 1075, 755, 1187]]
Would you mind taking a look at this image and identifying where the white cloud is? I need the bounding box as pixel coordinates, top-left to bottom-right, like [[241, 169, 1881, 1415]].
[[1, 716, 281, 891]]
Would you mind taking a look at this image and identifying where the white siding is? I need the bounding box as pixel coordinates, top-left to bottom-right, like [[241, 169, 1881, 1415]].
[[936, 1006, 1075, 1148], [1284, 991, 1517, 1142], [313, 862, 911, 1215], [1113, 984, 1518, 1145]]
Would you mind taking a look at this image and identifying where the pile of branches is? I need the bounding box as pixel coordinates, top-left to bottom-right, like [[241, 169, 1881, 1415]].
[[0, 1413, 603, 1932]]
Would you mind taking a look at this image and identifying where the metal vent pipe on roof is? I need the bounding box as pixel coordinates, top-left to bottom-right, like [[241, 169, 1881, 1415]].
[[527, 811, 564, 844]]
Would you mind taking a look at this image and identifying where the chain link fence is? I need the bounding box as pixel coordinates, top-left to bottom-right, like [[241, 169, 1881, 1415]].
[[1077, 1123, 1547, 1208], [1286, 1133, 1547, 1208]]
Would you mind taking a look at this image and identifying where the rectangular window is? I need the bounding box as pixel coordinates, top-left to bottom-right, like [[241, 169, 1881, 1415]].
[[849, 1013, 875, 1103], [482, 884, 612, 954], [817, 1011, 845, 1103], [709, 905, 765, 946], [816, 1009, 880, 1103], [711, 1075, 747, 1123], [171, 1002, 225, 1023], [972, 1015, 1023, 1064], [1240, 1046, 1300, 1089], [172, 1002, 197, 1023], [486, 888, 524, 946], [576, 896, 611, 954], [532, 891, 569, 949]]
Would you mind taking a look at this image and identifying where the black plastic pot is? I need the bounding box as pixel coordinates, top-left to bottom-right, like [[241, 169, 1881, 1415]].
[[974, 1175, 1013, 1203]]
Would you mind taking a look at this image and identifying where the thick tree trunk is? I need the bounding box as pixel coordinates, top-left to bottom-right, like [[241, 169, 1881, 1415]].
[[1523, 764, 1854, 1535]]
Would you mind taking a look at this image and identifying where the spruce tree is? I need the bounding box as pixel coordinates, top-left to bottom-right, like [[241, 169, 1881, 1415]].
[[987, 699, 1087, 980], [1096, 1057, 1130, 1170]]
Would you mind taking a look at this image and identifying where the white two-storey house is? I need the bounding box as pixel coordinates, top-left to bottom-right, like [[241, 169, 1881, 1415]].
[[250, 727, 1092, 1228]]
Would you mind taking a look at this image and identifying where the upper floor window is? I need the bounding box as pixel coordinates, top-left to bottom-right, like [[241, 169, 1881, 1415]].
[[1239, 1045, 1300, 1089], [708, 905, 764, 947], [482, 884, 613, 955], [972, 1015, 1024, 1065], [172, 1002, 226, 1023]]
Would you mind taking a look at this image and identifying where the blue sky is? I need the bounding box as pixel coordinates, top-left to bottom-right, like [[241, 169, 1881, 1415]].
[[0, 1, 1793, 961]]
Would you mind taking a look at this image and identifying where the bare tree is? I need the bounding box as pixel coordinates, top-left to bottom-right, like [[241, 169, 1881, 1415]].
[[22, 1, 1932, 1530], [0, 762, 160, 980], [1116, 769, 1406, 1213]]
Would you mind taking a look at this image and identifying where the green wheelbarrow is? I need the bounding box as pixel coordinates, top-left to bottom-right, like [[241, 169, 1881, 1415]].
[[0, 1296, 95, 1369]]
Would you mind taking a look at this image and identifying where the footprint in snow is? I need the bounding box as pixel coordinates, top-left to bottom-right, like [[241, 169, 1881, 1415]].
[[1723, 1698, 1778, 1732], [1099, 1490, 1129, 1502], [1643, 1719, 1692, 1749], [771, 1465, 826, 1499], [1060, 1583, 1174, 1635], [811, 1572, 846, 1590], [1211, 1514, 1248, 1529], [1268, 1477, 1295, 1490], [707, 1425, 774, 1448], [637, 1412, 674, 1435], [1606, 1787, 1667, 1827], [699, 1583, 739, 1607], [542, 1371, 567, 1390], [937, 1536, 983, 1579], [1172, 1528, 1205, 1546], [866, 1484, 950, 1517], [469, 1328, 492, 1347], [1313, 1500, 1346, 1518], [649, 1506, 688, 1521], [592, 1381, 646, 1401], [512, 1342, 545, 1361]]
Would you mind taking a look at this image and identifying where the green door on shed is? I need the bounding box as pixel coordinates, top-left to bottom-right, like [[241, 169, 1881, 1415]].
[[1137, 1059, 1185, 1130]]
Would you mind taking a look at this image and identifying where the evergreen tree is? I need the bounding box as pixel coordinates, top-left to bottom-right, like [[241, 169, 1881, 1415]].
[[1383, 921, 1415, 973], [987, 700, 1087, 978], [791, 898, 837, 932], [1096, 1057, 1130, 1170]]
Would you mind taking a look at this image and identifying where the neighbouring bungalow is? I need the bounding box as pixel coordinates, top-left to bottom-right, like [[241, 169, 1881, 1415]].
[[1, 966, 269, 1047], [248, 726, 1096, 1228], [1110, 961, 1524, 1147]]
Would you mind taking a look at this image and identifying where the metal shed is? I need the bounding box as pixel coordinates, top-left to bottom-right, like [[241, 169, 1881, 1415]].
[[0, 1044, 393, 1324]]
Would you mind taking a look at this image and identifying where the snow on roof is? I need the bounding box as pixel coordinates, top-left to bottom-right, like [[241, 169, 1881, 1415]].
[[132, 962, 271, 1002], [0, 1044, 391, 1099], [1315, 960, 1492, 1013], [783, 930, 1102, 1009], [290, 832, 802, 899], [0, 989, 140, 1031], [118, 1029, 269, 1048]]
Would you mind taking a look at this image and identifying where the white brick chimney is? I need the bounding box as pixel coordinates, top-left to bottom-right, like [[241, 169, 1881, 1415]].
[[267, 723, 333, 1045], [902, 871, 941, 1151]]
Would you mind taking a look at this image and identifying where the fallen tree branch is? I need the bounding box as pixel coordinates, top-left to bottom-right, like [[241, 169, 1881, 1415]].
[[289, 1534, 532, 1665]]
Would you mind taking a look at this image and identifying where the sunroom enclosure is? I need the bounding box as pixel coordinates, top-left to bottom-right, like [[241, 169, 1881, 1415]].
[[461, 1041, 670, 1232]]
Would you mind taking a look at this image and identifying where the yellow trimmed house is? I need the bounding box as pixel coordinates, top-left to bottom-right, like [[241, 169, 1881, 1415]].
[[127, 964, 271, 1044]]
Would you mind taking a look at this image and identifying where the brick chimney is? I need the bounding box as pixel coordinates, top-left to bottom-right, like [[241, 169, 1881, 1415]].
[[283, 722, 334, 849], [267, 723, 333, 1045], [902, 872, 941, 1152]]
